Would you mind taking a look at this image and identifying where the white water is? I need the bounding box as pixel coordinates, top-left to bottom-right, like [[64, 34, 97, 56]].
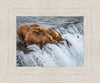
[[17, 21, 84, 67]]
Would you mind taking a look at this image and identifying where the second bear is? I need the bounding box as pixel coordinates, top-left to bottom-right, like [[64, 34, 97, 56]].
[[39, 28, 64, 43], [25, 29, 53, 49]]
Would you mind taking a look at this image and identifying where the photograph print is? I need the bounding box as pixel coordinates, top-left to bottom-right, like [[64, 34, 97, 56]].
[[16, 16, 84, 67]]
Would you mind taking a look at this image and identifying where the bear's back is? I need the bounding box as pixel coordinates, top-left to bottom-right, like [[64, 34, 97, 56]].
[[29, 24, 40, 27]]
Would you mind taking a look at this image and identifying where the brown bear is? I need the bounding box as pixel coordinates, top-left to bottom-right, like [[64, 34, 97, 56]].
[[46, 29, 63, 43], [17, 25, 32, 42], [38, 28, 64, 43], [17, 24, 64, 49], [25, 29, 53, 49], [17, 24, 43, 42]]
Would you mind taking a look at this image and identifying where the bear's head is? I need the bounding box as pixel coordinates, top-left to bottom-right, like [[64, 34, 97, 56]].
[[54, 32, 63, 43]]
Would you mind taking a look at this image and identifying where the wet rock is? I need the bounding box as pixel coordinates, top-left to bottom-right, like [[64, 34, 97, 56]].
[[17, 42, 33, 54]]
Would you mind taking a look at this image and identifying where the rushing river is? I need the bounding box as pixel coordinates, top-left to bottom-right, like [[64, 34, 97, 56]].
[[16, 16, 84, 67]]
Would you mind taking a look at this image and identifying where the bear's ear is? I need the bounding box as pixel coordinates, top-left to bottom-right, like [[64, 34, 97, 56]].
[[48, 28, 51, 30], [39, 28, 43, 32], [49, 28, 53, 32], [55, 32, 58, 35]]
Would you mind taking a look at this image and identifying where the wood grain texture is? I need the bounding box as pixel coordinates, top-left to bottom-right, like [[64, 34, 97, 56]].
[[0, 0, 100, 83]]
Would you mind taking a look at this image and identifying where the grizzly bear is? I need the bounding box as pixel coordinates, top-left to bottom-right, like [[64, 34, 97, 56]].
[[17, 25, 32, 43], [25, 29, 53, 49], [38, 28, 64, 43], [17, 24, 64, 48]]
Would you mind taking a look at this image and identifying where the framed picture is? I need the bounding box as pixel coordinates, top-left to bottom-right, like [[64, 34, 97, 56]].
[[0, 0, 100, 83], [16, 16, 84, 67]]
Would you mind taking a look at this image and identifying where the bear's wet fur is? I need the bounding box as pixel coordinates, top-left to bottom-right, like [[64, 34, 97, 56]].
[[25, 29, 53, 49], [37, 28, 64, 42], [17, 24, 64, 49], [17, 25, 32, 43], [29, 24, 41, 27]]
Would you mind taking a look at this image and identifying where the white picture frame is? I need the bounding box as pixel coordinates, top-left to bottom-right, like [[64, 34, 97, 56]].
[[0, 0, 100, 83]]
